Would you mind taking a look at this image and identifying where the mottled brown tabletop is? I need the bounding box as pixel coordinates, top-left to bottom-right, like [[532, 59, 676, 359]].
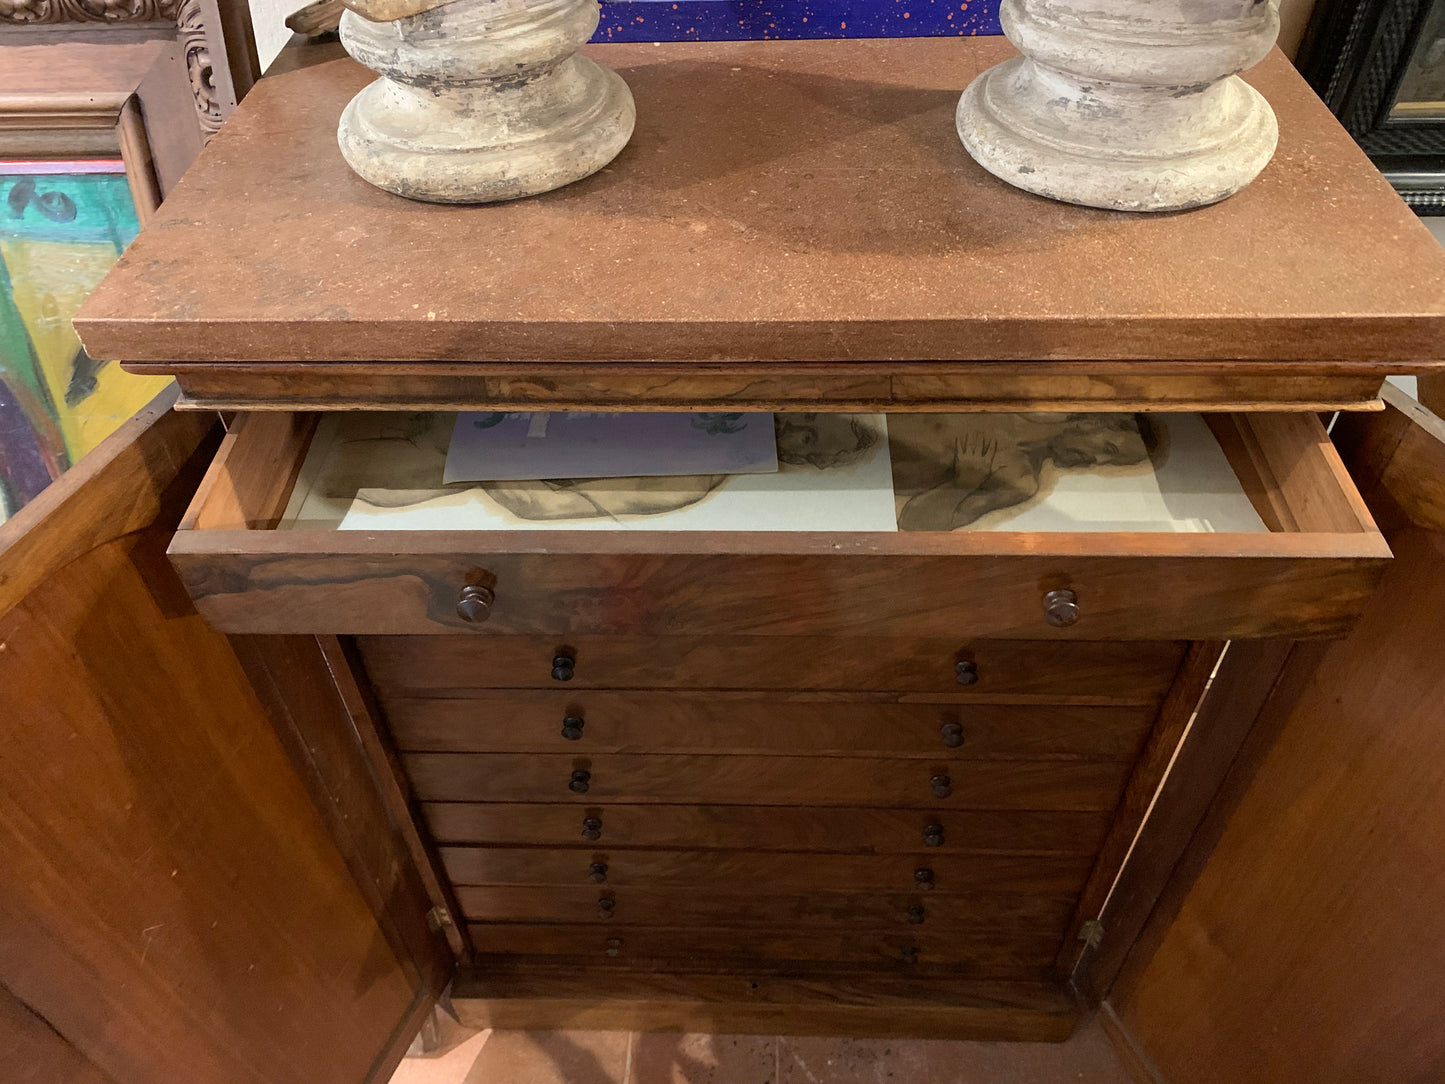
[[75, 37, 1445, 411]]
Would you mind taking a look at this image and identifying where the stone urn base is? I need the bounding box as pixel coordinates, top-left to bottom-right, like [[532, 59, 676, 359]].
[[956, 0, 1281, 213], [338, 0, 635, 204]]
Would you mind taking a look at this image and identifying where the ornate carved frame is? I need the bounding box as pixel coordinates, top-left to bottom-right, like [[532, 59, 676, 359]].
[[0, 0, 259, 147], [1297, 0, 1445, 212]]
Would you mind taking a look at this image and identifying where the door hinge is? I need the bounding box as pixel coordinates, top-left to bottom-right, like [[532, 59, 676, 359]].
[[1078, 919, 1105, 949], [427, 906, 454, 932]]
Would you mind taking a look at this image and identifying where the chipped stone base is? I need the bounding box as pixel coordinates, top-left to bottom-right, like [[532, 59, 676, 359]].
[[338, 0, 635, 204], [958, 58, 1278, 213], [957, 0, 1280, 213]]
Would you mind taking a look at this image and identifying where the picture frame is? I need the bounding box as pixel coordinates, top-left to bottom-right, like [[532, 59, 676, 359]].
[[1297, 0, 1445, 212]]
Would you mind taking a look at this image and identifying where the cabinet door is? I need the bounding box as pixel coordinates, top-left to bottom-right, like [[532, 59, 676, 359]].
[[0, 390, 451, 1084]]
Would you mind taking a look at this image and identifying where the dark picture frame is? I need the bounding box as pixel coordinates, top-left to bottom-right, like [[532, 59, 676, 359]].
[[1297, 0, 1445, 212]]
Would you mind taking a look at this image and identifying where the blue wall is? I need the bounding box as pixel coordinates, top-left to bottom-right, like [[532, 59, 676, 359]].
[[595, 0, 1002, 42]]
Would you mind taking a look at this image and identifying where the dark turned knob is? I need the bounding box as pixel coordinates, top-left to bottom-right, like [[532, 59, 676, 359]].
[[569, 769, 591, 794], [914, 867, 935, 890], [900, 946, 919, 965], [589, 861, 609, 883], [581, 816, 603, 842], [455, 584, 495, 623], [597, 897, 615, 919], [930, 774, 952, 800], [552, 654, 576, 681], [605, 938, 622, 957], [924, 823, 945, 847], [1042, 588, 1081, 628], [954, 660, 979, 686], [561, 715, 585, 741], [907, 905, 926, 925], [940, 722, 965, 748]]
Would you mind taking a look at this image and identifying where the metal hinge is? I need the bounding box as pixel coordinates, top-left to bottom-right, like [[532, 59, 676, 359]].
[[1078, 919, 1105, 949], [427, 906, 454, 932]]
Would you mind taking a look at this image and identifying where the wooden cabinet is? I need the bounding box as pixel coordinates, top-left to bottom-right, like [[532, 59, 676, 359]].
[[56, 31, 1445, 1079]]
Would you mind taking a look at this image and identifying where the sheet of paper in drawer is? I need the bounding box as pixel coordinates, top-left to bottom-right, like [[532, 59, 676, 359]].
[[338, 414, 897, 532]]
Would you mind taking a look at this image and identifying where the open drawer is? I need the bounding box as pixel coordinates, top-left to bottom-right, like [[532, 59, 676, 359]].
[[168, 411, 1389, 640]]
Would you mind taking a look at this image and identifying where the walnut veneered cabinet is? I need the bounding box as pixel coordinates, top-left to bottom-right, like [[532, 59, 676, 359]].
[[62, 34, 1445, 1083]]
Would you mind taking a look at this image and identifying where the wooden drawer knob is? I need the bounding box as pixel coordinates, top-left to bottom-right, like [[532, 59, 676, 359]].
[[552, 654, 576, 681], [930, 774, 952, 800], [940, 722, 965, 748], [455, 584, 495, 623], [1042, 588, 1081, 627], [954, 660, 979, 685], [569, 769, 592, 794], [605, 937, 622, 957], [581, 816, 603, 841], [907, 904, 926, 925], [597, 896, 615, 919], [923, 823, 945, 847], [589, 861, 609, 883], [561, 715, 585, 741], [914, 867, 935, 890]]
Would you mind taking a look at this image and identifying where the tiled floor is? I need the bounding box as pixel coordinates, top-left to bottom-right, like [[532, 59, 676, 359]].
[[389, 1016, 1136, 1084]]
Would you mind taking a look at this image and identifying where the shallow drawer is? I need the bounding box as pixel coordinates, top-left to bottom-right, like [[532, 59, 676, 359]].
[[439, 847, 1094, 896], [169, 412, 1388, 640], [360, 637, 1184, 702], [384, 694, 1159, 759], [454, 885, 1076, 931], [465, 922, 1059, 972], [423, 803, 1114, 856], [406, 753, 1131, 811]]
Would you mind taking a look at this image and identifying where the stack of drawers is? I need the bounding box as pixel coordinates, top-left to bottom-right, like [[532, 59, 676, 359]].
[[358, 633, 1185, 979]]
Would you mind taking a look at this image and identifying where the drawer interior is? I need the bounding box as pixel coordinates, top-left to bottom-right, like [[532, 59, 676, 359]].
[[168, 409, 1388, 640]]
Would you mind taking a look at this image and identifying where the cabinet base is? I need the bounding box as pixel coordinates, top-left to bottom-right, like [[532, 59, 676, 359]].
[[452, 962, 1077, 1040]]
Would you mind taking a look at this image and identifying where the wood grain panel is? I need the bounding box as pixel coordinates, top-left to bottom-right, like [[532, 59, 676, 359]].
[[452, 964, 1077, 1041], [170, 539, 1387, 640], [438, 847, 1094, 895], [0, 404, 429, 1084], [0, 982, 117, 1084], [464, 922, 1061, 972], [1108, 399, 1445, 1082], [454, 885, 1076, 931], [361, 636, 1184, 701], [423, 803, 1114, 855], [406, 753, 1131, 811], [384, 694, 1157, 759]]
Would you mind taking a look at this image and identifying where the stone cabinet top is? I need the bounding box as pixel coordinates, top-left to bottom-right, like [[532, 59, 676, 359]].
[[75, 37, 1445, 412]]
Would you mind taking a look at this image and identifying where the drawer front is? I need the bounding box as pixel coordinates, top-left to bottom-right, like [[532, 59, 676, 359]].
[[360, 636, 1184, 702], [385, 694, 1158, 760], [422, 802, 1114, 856], [439, 847, 1094, 896], [454, 885, 1077, 932], [465, 922, 1060, 971], [405, 753, 1131, 811], [175, 546, 1386, 640]]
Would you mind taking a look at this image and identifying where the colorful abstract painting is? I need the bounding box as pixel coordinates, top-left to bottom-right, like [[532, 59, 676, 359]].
[[0, 161, 170, 524]]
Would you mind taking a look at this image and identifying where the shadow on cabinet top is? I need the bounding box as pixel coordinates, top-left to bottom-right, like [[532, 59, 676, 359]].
[[73, 38, 1445, 409]]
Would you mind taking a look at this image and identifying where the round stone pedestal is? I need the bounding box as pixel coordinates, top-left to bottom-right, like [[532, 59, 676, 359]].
[[956, 0, 1280, 212], [338, 0, 635, 203]]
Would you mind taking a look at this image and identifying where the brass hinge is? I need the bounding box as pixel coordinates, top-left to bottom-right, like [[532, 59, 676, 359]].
[[1078, 919, 1105, 949], [426, 906, 454, 932]]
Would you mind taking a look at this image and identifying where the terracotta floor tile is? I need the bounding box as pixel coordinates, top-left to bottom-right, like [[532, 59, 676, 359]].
[[628, 1032, 778, 1084], [436, 1029, 633, 1084]]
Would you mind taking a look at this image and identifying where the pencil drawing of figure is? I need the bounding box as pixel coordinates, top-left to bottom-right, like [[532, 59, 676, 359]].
[[477, 413, 879, 522], [889, 413, 1158, 530]]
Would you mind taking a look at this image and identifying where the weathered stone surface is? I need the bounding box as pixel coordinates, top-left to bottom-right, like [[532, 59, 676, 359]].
[[957, 0, 1281, 212], [337, 0, 635, 203]]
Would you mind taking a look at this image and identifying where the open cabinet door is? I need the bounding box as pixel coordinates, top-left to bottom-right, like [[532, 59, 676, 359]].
[[1100, 384, 1445, 1083], [0, 389, 452, 1084]]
